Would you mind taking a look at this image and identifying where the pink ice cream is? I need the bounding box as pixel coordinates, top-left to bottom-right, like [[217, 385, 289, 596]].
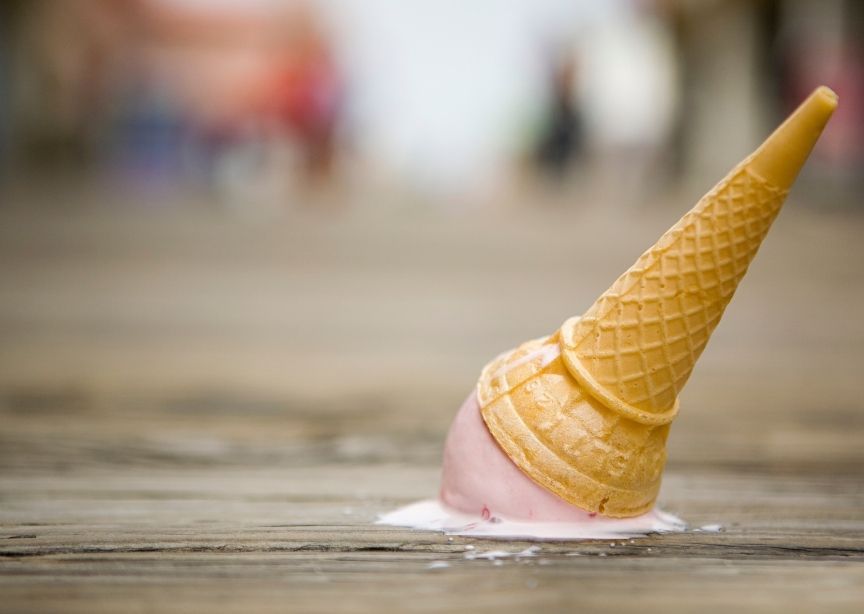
[[380, 370, 686, 538], [440, 392, 600, 522]]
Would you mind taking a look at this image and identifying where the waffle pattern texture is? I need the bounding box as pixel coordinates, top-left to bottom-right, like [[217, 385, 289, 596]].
[[560, 165, 787, 423], [478, 161, 788, 517]]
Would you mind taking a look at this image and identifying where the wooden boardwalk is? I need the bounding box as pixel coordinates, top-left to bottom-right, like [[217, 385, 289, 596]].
[[1, 198, 863, 612]]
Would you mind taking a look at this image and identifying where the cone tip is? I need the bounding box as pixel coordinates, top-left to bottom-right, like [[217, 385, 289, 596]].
[[814, 85, 839, 109], [747, 85, 838, 189]]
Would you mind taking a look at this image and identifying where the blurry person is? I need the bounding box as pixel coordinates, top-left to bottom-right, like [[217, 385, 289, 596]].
[[7, 0, 125, 176], [266, 4, 344, 189], [0, 1, 23, 176], [533, 50, 584, 180], [580, 3, 678, 207], [776, 0, 864, 187]]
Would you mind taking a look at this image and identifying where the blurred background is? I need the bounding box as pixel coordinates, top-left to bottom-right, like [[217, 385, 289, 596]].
[[2, 0, 864, 203], [0, 0, 862, 474]]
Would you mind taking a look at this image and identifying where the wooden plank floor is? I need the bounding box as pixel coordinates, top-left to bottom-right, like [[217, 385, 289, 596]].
[[1, 195, 863, 612]]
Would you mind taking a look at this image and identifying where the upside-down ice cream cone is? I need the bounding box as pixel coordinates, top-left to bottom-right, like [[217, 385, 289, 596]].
[[442, 86, 838, 520]]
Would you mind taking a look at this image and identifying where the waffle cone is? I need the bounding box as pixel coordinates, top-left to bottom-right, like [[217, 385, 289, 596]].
[[478, 87, 837, 517]]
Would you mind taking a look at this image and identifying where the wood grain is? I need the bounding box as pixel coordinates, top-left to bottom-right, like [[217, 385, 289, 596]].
[[1, 201, 863, 612]]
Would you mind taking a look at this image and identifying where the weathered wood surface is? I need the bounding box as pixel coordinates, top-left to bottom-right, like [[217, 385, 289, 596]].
[[1, 199, 863, 612]]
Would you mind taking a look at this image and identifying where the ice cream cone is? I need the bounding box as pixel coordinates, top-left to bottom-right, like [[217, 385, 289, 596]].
[[477, 86, 837, 517]]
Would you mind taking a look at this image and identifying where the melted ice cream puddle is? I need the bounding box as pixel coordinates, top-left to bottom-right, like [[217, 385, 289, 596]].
[[378, 499, 685, 540]]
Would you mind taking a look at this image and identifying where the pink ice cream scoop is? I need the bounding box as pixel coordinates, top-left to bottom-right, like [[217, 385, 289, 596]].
[[440, 392, 599, 522], [379, 387, 682, 539]]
